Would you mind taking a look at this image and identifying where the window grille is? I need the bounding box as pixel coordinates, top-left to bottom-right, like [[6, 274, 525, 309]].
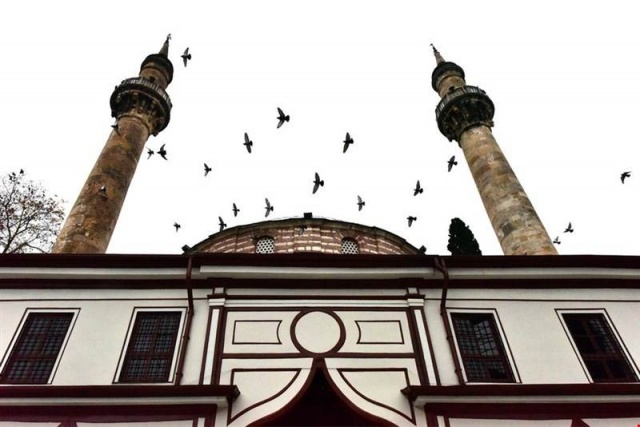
[[563, 313, 637, 382], [255, 236, 275, 254], [119, 311, 181, 383], [341, 238, 359, 254], [451, 312, 515, 382], [1, 312, 73, 384]]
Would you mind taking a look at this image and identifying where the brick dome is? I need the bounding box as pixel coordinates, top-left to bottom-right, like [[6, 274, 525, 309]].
[[186, 216, 422, 255]]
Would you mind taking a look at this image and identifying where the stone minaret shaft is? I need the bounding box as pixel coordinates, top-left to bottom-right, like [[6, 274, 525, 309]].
[[431, 47, 556, 255], [53, 38, 174, 253]]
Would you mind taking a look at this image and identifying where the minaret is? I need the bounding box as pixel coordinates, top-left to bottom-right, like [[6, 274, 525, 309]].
[[430, 46, 556, 255], [53, 36, 174, 254]]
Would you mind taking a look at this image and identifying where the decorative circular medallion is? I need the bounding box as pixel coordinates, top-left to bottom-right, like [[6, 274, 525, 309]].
[[292, 311, 344, 355]]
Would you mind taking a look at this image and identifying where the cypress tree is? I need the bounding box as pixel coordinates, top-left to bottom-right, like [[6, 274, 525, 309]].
[[447, 217, 482, 255]]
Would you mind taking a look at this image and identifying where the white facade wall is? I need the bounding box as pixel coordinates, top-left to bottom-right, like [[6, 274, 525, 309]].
[[423, 287, 640, 386], [0, 288, 210, 386], [2, 285, 640, 389]]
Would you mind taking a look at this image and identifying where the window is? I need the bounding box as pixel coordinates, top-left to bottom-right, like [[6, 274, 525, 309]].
[[255, 236, 275, 254], [562, 313, 637, 382], [451, 312, 515, 382], [1, 312, 74, 384], [119, 311, 182, 383], [341, 238, 359, 254]]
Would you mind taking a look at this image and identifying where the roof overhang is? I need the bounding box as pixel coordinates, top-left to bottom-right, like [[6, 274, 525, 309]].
[[402, 383, 640, 419]]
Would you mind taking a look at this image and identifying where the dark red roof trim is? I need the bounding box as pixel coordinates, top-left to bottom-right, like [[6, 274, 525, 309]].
[[0, 404, 211, 422], [2, 277, 640, 290], [3, 253, 640, 270], [403, 383, 640, 419], [0, 384, 239, 401]]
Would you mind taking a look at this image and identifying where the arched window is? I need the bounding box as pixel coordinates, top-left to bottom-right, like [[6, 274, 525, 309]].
[[255, 236, 275, 254], [341, 238, 359, 254]]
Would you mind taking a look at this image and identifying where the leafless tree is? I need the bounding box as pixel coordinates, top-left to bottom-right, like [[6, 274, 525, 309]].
[[0, 170, 65, 253]]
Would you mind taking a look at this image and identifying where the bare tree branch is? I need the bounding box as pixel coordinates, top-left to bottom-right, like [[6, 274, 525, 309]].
[[0, 171, 65, 254]]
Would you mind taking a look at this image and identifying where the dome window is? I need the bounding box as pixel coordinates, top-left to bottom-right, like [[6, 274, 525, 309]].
[[255, 236, 275, 254], [341, 238, 359, 254]]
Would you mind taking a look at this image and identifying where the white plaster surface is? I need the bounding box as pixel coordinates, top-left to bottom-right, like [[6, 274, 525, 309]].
[[233, 320, 281, 344], [223, 311, 298, 353], [294, 311, 341, 353], [230, 370, 299, 419], [340, 370, 413, 420], [338, 311, 413, 353]]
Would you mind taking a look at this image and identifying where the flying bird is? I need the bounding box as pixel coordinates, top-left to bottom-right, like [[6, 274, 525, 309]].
[[413, 180, 423, 196], [204, 163, 212, 177], [553, 236, 561, 244], [447, 156, 458, 172], [621, 171, 631, 183], [232, 203, 240, 217], [146, 148, 154, 159], [407, 216, 417, 227], [218, 216, 227, 232], [158, 144, 168, 160], [312, 172, 324, 194], [244, 133, 253, 153], [357, 195, 365, 211], [181, 47, 191, 67], [265, 198, 274, 217], [276, 107, 290, 128], [564, 222, 574, 233], [173, 222, 181, 232], [343, 132, 354, 153]]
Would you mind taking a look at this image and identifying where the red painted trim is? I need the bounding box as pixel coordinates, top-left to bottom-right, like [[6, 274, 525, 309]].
[[0, 384, 239, 400], [355, 320, 405, 344], [418, 402, 640, 419], [337, 367, 416, 423], [426, 413, 439, 427], [249, 359, 391, 426], [199, 306, 214, 385], [2, 252, 640, 270], [213, 307, 227, 385], [0, 404, 216, 422], [403, 384, 640, 418], [421, 308, 441, 386], [290, 310, 346, 356], [228, 368, 301, 423], [5, 276, 639, 291], [403, 383, 640, 399]]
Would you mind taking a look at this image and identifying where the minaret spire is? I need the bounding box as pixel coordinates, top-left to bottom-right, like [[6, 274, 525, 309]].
[[430, 44, 445, 65], [53, 40, 174, 254], [431, 51, 557, 255], [159, 33, 171, 57]]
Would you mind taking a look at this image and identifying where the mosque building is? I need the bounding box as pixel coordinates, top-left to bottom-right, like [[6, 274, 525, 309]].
[[1, 38, 639, 427]]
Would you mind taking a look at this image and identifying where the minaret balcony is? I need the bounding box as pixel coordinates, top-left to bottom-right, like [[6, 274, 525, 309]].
[[435, 85, 495, 142], [110, 77, 173, 135]]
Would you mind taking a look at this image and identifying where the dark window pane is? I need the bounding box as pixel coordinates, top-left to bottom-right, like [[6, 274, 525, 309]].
[[119, 312, 181, 383], [451, 313, 514, 383], [563, 313, 637, 383], [1, 313, 73, 384]]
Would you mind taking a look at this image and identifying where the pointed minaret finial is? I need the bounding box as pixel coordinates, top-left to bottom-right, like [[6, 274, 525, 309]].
[[159, 34, 171, 57], [431, 44, 445, 65]]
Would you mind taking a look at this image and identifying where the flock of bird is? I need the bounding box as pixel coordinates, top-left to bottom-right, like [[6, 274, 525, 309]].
[[112, 45, 462, 241], [116, 42, 635, 252], [140, 99, 460, 237]]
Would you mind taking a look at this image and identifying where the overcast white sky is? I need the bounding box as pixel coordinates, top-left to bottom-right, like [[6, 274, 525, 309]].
[[1, 0, 639, 256]]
